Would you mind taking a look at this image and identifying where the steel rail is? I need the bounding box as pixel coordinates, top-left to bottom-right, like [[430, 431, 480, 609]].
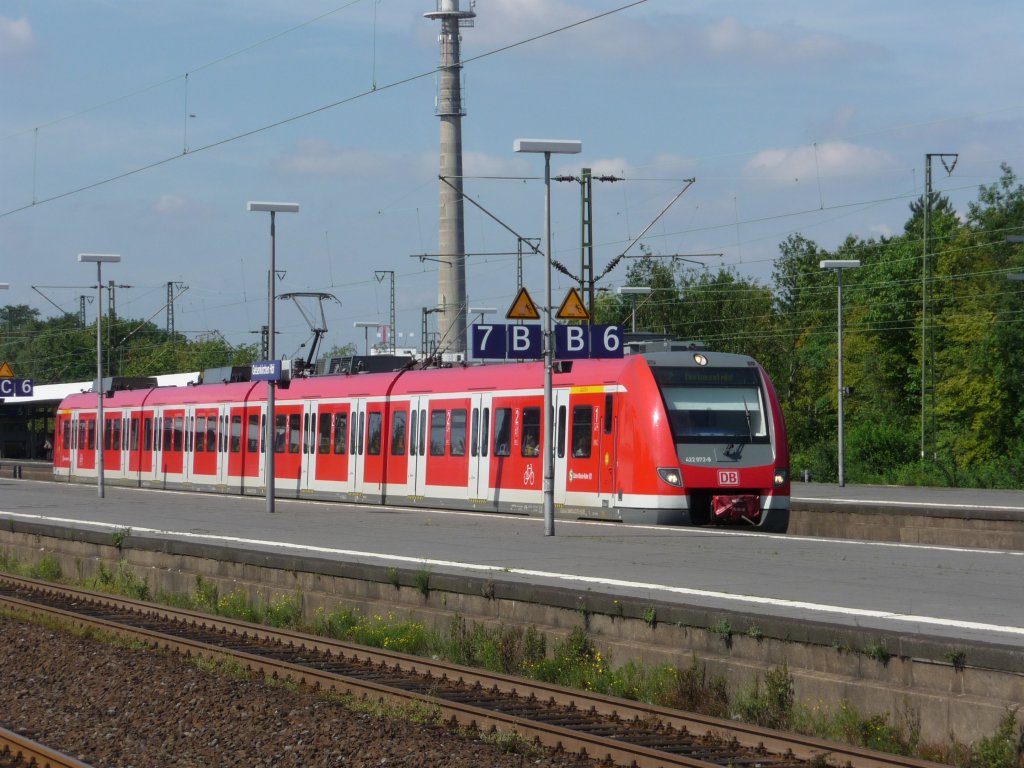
[[0, 726, 94, 768], [0, 575, 947, 768]]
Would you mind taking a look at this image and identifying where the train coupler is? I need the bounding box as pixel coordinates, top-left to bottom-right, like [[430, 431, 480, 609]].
[[711, 493, 760, 525]]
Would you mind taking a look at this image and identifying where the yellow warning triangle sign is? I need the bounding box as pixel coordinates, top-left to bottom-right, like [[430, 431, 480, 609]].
[[0, 361, 14, 378], [556, 287, 590, 321], [506, 287, 540, 320]]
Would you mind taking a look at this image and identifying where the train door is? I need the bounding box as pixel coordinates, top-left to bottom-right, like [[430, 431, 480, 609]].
[[348, 399, 368, 495], [159, 408, 185, 479], [552, 390, 569, 505], [271, 403, 304, 497], [102, 410, 123, 475], [54, 412, 72, 472], [406, 397, 427, 498], [361, 401, 386, 501], [227, 406, 262, 492], [597, 392, 617, 501], [562, 391, 604, 511], [383, 401, 410, 502], [467, 395, 490, 502], [300, 402, 318, 491], [191, 406, 219, 481], [76, 413, 97, 472], [129, 409, 155, 481], [312, 402, 351, 490], [423, 397, 471, 502]]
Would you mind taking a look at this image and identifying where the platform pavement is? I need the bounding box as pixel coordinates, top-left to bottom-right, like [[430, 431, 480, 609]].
[[1, 477, 1022, 651]]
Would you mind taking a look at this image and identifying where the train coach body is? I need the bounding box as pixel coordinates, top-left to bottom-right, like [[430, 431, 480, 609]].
[[53, 346, 790, 532]]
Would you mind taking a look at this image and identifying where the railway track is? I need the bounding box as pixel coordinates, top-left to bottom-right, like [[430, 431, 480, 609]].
[[0, 574, 946, 768], [0, 725, 93, 768]]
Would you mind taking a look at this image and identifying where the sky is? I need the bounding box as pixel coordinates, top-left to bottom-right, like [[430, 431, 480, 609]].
[[2, 0, 1023, 361]]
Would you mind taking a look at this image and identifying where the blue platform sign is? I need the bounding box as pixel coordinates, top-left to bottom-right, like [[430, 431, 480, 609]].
[[0, 378, 33, 397], [471, 324, 542, 360], [250, 360, 282, 381], [555, 324, 623, 359]]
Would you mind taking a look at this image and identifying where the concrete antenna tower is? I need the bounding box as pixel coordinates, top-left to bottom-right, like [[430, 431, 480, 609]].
[[425, 0, 475, 358]]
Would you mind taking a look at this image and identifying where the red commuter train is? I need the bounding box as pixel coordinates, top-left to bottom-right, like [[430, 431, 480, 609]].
[[53, 340, 791, 532]]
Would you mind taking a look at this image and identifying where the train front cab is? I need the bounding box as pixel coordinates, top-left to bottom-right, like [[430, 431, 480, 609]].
[[620, 351, 790, 533]]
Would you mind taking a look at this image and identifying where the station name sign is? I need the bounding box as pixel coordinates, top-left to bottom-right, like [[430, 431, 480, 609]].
[[250, 360, 282, 382]]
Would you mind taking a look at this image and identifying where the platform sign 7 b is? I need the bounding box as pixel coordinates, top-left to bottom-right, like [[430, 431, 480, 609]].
[[471, 324, 542, 360]]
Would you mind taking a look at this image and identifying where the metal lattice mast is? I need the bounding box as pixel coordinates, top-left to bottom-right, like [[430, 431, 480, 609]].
[[425, 1, 475, 358]]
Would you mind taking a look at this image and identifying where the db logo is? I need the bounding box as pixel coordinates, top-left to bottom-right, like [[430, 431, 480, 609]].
[[718, 470, 740, 485]]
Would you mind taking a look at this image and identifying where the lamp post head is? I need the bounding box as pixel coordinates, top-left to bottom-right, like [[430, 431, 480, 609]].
[[513, 139, 582, 155], [247, 201, 299, 213], [617, 286, 652, 295], [819, 260, 861, 270], [0, 283, 9, 290], [78, 253, 121, 264]]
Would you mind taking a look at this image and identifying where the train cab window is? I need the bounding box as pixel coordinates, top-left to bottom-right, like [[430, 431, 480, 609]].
[[390, 410, 407, 456], [450, 409, 467, 456], [522, 407, 541, 457], [409, 410, 418, 456], [288, 413, 301, 454], [572, 406, 593, 458], [429, 410, 446, 456], [63, 421, 71, 451], [557, 405, 567, 459], [368, 412, 383, 456], [493, 408, 511, 456], [333, 412, 347, 455], [653, 367, 769, 443]]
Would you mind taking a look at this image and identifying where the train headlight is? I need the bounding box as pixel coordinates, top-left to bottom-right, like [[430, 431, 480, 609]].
[[773, 468, 789, 488], [657, 467, 683, 487]]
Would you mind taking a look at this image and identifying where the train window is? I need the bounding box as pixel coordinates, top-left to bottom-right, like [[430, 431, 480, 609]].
[[206, 418, 217, 453], [604, 394, 613, 434], [409, 410, 418, 456], [88, 420, 96, 451], [481, 408, 489, 458], [653, 367, 768, 443], [358, 412, 366, 455], [418, 409, 427, 456], [333, 412, 347, 455], [131, 417, 140, 451], [390, 410, 407, 456], [274, 414, 287, 453], [557, 405, 566, 459], [522, 407, 540, 457], [429, 410, 446, 456], [144, 418, 153, 452], [246, 415, 259, 453], [195, 416, 207, 452], [318, 413, 331, 454], [572, 406, 593, 458], [470, 408, 479, 457], [349, 411, 358, 455], [368, 412, 383, 456], [289, 414, 301, 454], [63, 420, 72, 451], [230, 416, 242, 453], [493, 408, 511, 456], [103, 419, 112, 451], [114, 418, 122, 451], [173, 416, 184, 452], [451, 409, 467, 457], [185, 416, 192, 452]]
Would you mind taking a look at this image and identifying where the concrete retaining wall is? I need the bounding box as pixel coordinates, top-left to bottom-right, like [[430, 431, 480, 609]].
[[1, 519, 1022, 745]]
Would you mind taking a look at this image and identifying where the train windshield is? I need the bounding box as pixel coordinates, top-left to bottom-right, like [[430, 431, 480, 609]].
[[652, 366, 769, 443]]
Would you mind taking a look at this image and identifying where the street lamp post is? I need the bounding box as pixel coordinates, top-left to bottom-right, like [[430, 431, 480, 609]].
[[617, 286, 652, 332], [354, 322, 378, 356], [248, 202, 299, 515], [820, 259, 861, 487], [514, 138, 582, 537], [468, 306, 496, 326], [77, 254, 121, 499]]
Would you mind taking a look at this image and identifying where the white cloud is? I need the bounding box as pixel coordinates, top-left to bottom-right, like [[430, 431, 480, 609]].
[[704, 16, 850, 62], [154, 194, 211, 217], [0, 15, 34, 57], [745, 141, 895, 182]]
